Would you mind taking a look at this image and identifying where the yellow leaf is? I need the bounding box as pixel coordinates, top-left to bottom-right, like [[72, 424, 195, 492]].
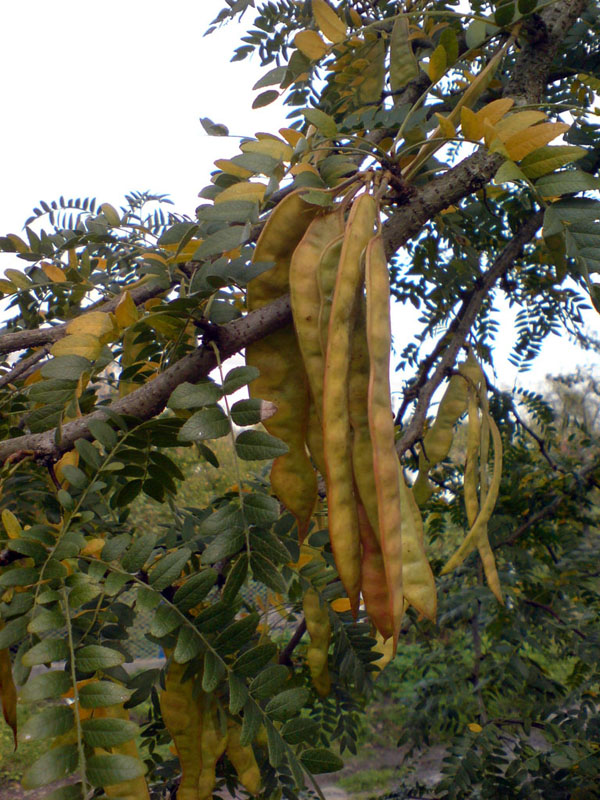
[[24, 368, 43, 386], [290, 163, 320, 176], [2, 510, 21, 540], [67, 311, 115, 344], [331, 597, 352, 612], [55, 449, 79, 485], [349, 8, 362, 27], [279, 127, 304, 147], [504, 122, 570, 161], [163, 239, 203, 263], [6, 234, 29, 254], [468, 723, 483, 733], [214, 159, 253, 179], [241, 137, 293, 162], [461, 106, 482, 140], [51, 333, 102, 361], [294, 29, 329, 60], [4, 269, 31, 289], [0, 280, 16, 294], [114, 291, 139, 328], [41, 263, 67, 283], [372, 631, 395, 673], [215, 182, 267, 205], [475, 97, 514, 128], [80, 538, 106, 557], [494, 110, 547, 141], [427, 45, 447, 83], [67, 248, 78, 271], [434, 113, 456, 139], [312, 0, 347, 44]]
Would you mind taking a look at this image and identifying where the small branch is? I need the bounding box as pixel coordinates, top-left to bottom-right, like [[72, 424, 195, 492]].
[[395, 211, 544, 458], [0, 348, 49, 390], [523, 598, 587, 640], [278, 619, 307, 667]]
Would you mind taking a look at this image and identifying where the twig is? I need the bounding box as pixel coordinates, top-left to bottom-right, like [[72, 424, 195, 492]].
[[278, 619, 307, 666], [395, 211, 544, 458], [0, 348, 49, 390], [523, 598, 587, 640]]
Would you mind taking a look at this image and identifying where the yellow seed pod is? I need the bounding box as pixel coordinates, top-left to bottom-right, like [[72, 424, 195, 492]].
[[303, 588, 331, 697], [197, 697, 228, 800], [226, 719, 261, 795]]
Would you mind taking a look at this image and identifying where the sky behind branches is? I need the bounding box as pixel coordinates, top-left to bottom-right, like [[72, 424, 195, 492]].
[[2, 0, 599, 396]]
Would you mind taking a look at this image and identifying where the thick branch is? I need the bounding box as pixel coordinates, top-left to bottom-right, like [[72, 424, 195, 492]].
[[395, 210, 544, 457], [0, 294, 293, 463]]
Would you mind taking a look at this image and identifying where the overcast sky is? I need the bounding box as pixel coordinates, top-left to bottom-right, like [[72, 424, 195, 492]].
[[2, 0, 598, 396]]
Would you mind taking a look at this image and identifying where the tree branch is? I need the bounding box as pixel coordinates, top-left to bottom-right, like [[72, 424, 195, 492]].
[[395, 211, 544, 457], [0, 294, 294, 464]]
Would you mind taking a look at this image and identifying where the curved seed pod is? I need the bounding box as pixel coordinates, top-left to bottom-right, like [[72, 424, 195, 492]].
[[476, 385, 503, 603], [247, 191, 321, 540], [398, 470, 437, 621], [290, 208, 345, 418], [413, 351, 484, 506], [323, 193, 377, 615], [197, 697, 228, 800], [306, 400, 326, 476], [365, 233, 404, 648], [356, 38, 386, 107], [92, 704, 150, 800], [226, 719, 261, 795], [303, 588, 331, 697], [159, 657, 203, 800], [464, 385, 481, 529], [441, 409, 503, 575], [317, 234, 344, 356], [372, 630, 396, 674], [356, 501, 394, 640]]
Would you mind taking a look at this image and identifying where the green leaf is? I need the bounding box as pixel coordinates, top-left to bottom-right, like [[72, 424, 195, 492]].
[[229, 673, 248, 715], [22, 638, 69, 667], [266, 719, 285, 768], [233, 643, 277, 677], [200, 117, 229, 136], [250, 528, 292, 564], [202, 528, 245, 563], [168, 380, 222, 410], [20, 670, 71, 702], [252, 90, 280, 109], [40, 355, 91, 380], [235, 430, 288, 460], [193, 226, 247, 260], [243, 493, 279, 525], [0, 566, 39, 588], [45, 784, 83, 800], [520, 145, 587, 179], [22, 744, 79, 789], [230, 152, 280, 175], [202, 649, 226, 692], [466, 18, 487, 49], [173, 569, 218, 612], [265, 687, 310, 722], [75, 438, 102, 469], [88, 419, 117, 450], [173, 625, 202, 664], [281, 717, 320, 745], [122, 533, 157, 573], [82, 717, 138, 747], [390, 15, 419, 93], [230, 398, 263, 426], [300, 748, 344, 774], [494, 2, 515, 26], [201, 502, 244, 536], [253, 66, 287, 90], [251, 551, 287, 593], [19, 706, 74, 742], [150, 604, 181, 637], [240, 699, 262, 746], [223, 554, 249, 602], [250, 664, 289, 699], [535, 170, 600, 198], [0, 615, 28, 647], [223, 365, 260, 394], [179, 406, 230, 442], [86, 753, 147, 787], [28, 609, 64, 636], [148, 547, 191, 591], [301, 108, 337, 138], [76, 645, 125, 672], [214, 613, 259, 655], [79, 680, 131, 708]]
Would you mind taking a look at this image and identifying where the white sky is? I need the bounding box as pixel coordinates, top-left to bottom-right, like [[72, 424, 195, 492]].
[[1, 0, 598, 398]]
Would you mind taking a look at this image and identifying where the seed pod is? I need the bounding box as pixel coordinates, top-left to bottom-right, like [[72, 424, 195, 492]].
[[92, 704, 150, 800], [356, 501, 394, 640], [197, 696, 228, 800], [365, 233, 404, 648], [317, 233, 344, 356], [303, 587, 331, 697], [247, 191, 321, 540], [226, 719, 261, 795], [159, 657, 203, 800], [398, 469, 436, 621], [323, 193, 377, 615], [290, 208, 345, 419], [441, 407, 503, 575]]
